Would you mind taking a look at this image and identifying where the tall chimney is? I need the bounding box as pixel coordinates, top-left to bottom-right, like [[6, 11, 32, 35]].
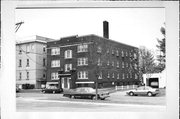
[[103, 21, 109, 39]]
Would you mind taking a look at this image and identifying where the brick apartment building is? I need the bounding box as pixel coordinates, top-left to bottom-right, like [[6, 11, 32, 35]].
[[16, 35, 54, 89], [46, 21, 140, 89]]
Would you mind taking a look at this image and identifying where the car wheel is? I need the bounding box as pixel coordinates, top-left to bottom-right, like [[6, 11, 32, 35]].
[[129, 92, 134, 96], [53, 91, 55, 94], [147, 92, 153, 97], [42, 91, 45, 93], [92, 96, 97, 100], [71, 95, 75, 99]]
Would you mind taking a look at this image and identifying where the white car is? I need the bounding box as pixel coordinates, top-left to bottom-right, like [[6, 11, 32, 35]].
[[126, 86, 159, 97]]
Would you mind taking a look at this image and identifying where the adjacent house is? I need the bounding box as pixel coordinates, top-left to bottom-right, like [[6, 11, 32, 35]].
[[16, 35, 54, 89]]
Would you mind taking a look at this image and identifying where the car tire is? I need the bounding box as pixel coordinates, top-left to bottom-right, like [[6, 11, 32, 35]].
[[147, 92, 153, 97], [129, 92, 134, 96], [92, 96, 97, 100], [42, 91, 45, 93], [71, 95, 75, 99]]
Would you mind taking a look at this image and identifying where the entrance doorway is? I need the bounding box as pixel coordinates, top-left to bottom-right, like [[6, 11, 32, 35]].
[[61, 77, 71, 89]]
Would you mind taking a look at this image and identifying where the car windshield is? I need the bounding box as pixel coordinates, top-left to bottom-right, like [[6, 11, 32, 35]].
[[46, 86, 57, 89], [76, 87, 95, 93]]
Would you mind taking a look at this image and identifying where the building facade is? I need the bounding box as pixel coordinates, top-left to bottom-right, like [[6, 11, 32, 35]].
[[46, 34, 140, 89], [16, 35, 54, 89]]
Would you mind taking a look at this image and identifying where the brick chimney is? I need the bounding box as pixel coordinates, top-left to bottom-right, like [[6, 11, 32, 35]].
[[103, 21, 109, 39]]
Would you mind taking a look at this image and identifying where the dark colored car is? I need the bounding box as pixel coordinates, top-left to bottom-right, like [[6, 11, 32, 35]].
[[42, 86, 63, 94], [126, 86, 159, 97], [16, 86, 20, 93], [63, 87, 110, 100]]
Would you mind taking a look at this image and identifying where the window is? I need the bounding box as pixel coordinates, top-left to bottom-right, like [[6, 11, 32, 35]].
[[97, 58, 102, 66], [51, 72, 59, 80], [134, 64, 138, 70], [26, 59, 29, 67], [122, 62, 124, 68], [78, 58, 88, 66], [112, 61, 114, 67], [26, 45, 30, 53], [31, 44, 34, 50], [19, 72, 22, 80], [107, 60, 110, 66], [97, 46, 102, 53], [107, 72, 110, 78], [19, 49, 22, 54], [134, 53, 137, 59], [51, 47, 60, 55], [98, 72, 102, 79], [43, 74, 46, 78], [135, 74, 138, 79], [116, 50, 119, 56], [51, 60, 60, 67], [112, 49, 114, 55], [77, 44, 88, 52], [127, 73, 129, 78], [130, 73, 132, 78], [112, 73, 115, 78], [126, 63, 128, 67], [117, 61, 119, 68], [117, 73, 119, 79], [43, 58, 46, 66], [121, 50, 124, 57], [43, 46, 46, 52], [26, 72, 29, 80], [65, 50, 72, 59], [19, 59, 22, 67], [122, 73, 125, 79], [126, 51, 128, 57], [107, 49, 109, 54], [77, 71, 88, 79], [65, 64, 72, 72]]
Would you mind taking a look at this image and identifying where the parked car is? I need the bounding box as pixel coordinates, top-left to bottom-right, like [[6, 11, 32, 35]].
[[42, 86, 63, 94], [63, 87, 110, 100], [16, 86, 20, 93], [126, 86, 159, 97]]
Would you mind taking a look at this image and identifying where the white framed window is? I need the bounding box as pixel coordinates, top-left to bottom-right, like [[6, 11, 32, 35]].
[[97, 46, 102, 53], [117, 73, 119, 79], [26, 59, 29, 67], [107, 60, 110, 66], [64, 50, 72, 59], [107, 72, 110, 78], [112, 61, 114, 67], [112, 73, 115, 78], [122, 73, 125, 79], [107, 49, 110, 54], [77, 71, 88, 79], [126, 51, 128, 57], [77, 58, 88, 66], [26, 72, 29, 80], [121, 50, 124, 57], [51, 47, 60, 55], [134, 53, 137, 59], [130, 72, 132, 78], [122, 62, 124, 68], [77, 44, 88, 52], [134, 64, 138, 70], [26, 45, 30, 53], [112, 49, 114, 55], [127, 73, 129, 78], [19, 72, 22, 80], [117, 61, 119, 68], [98, 72, 102, 79], [51, 60, 60, 67], [19, 59, 22, 67], [116, 50, 119, 56], [65, 64, 72, 72], [51, 72, 59, 80], [97, 58, 101, 66], [135, 74, 138, 79]]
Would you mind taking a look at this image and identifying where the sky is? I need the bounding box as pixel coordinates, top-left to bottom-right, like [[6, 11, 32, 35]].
[[15, 8, 165, 51]]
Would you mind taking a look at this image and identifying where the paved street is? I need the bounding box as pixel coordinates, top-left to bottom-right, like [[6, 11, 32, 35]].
[[16, 89, 166, 112]]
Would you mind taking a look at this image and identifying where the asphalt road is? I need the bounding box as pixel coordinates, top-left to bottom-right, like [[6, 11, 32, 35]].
[[16, 89, 166, 112]]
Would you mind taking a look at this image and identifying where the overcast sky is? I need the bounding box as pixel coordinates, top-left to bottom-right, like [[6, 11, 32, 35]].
[[15, 8, 165, 51]]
